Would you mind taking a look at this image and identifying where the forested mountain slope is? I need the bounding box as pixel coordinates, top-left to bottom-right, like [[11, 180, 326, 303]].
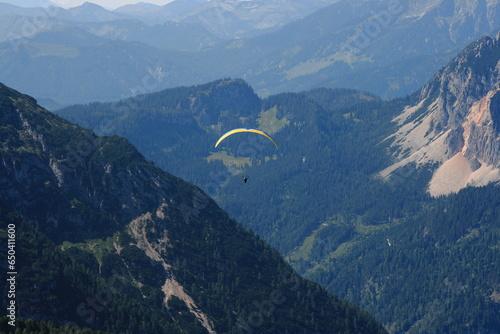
[[56, 79, 414, 253], [309, 184, 500, 333], [0, 82, 386, 333], [56, 33, 500, 332]]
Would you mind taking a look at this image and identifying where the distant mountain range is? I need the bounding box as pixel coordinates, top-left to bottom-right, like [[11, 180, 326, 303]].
[[0, 0, 498, 107], [55, 32, 500, 333], [165, 0, 341, 38]]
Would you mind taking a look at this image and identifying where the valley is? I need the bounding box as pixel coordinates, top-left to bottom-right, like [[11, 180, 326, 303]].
[[55, 33, 500, 333], [1, 1, 499, 333]]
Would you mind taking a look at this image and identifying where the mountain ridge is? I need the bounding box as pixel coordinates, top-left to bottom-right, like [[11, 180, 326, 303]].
[[1, 0, 498, 106]]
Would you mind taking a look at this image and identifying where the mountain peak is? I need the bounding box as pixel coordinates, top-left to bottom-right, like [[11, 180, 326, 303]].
[[81, 1, 102, 7], [64, 1, 124, 22], [72, 1, 106, 10], [381, 32, 500, 196]]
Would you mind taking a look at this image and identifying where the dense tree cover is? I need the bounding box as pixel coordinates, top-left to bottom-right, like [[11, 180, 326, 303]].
[[57, 78, 262, 188], [0, 213, 181, 334], [57, 81, 416, 253], [1, 174, 386, 334], [309, 184, 500, 333], [218, 89, 422, 253], [0, 316, 108, 334], [1, 82, 387, 334], [55, 78, 500, 332]]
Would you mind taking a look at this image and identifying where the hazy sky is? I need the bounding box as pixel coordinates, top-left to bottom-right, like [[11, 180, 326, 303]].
[[52, 0, 175, 9]]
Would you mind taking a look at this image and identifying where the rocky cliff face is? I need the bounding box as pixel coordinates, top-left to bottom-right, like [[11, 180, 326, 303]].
[[380, 32, 500, 196], [462, 88, 500, 166]]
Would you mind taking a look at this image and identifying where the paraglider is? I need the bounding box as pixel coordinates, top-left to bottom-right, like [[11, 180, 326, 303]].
[[214, 128, 277, 187], [214, 128, 278, 150]]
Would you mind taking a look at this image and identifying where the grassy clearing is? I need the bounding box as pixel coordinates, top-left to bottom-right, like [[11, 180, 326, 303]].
[[257, 106, 288, 134], [285, 60, 334, 80], [60, 233, 120, 266], [206, 151, 252, 172], [290, 214, 397, 271], [289, 233, 316, 261]]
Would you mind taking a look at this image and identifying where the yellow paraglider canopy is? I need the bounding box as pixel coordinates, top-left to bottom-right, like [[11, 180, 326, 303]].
[[215, 128, 278, 149]]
